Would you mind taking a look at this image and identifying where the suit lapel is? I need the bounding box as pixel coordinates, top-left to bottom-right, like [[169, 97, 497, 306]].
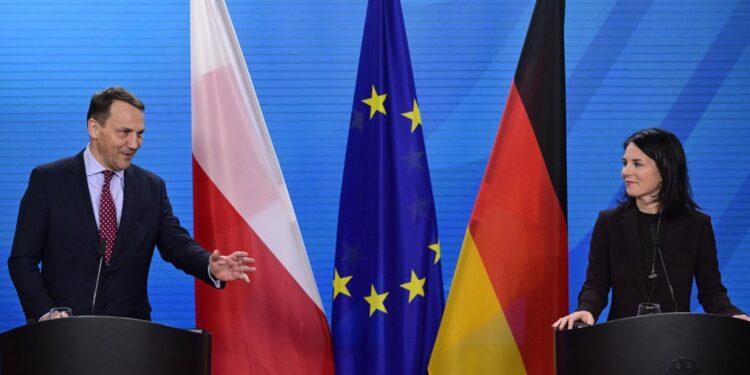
[[67, 151, 101, 252], [110, 167, 138, 267], [618, 206, 649, 301], [656, 213, 689, 290]]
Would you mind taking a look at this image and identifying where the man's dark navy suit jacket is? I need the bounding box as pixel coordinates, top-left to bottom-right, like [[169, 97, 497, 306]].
[[8, 151, 215, 321]]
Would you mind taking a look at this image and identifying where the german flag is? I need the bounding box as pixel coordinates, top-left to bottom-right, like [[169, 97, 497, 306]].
[[429, 0, 567, 374]]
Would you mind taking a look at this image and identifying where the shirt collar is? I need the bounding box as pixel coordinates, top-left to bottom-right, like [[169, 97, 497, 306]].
[[84, 144, 125, 180]]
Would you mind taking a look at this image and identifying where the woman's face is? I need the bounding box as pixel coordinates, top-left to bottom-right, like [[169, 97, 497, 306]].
[[622, 142, 662, 206]]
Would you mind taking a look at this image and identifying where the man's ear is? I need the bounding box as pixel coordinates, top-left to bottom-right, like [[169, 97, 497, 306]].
[[87, 118, 99, 140]]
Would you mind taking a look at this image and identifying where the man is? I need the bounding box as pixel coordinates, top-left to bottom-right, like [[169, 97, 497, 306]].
[[8, 87, 255, 322]]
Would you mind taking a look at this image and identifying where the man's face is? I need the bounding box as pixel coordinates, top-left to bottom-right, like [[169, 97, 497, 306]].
[[88, 100, 144, 171]]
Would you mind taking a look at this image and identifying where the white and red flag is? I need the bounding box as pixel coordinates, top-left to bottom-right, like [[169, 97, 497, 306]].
[[190, 0, 333, 373]]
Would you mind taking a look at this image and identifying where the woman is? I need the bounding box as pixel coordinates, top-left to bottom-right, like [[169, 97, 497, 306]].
[[553, 128, 749, 330]]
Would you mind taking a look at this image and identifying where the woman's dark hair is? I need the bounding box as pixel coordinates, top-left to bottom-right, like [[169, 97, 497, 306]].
[[87, 87, 145, 125], [621, 128, 699, 215]]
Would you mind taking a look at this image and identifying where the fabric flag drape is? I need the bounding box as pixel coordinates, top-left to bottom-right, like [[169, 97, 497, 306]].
[[429, 0, 567, 374], [191, 0, 333, 373], [332, 0, 444, 374]]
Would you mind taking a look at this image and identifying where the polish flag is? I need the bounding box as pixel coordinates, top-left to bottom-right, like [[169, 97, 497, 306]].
[[190, 0, 333, 373]]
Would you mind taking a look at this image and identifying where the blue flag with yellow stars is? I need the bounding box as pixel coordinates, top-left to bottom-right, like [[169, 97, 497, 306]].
[[332, 0, 444, 374]]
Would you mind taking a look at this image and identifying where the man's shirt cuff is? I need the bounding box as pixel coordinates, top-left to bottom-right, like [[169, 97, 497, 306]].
[[207, 264, 221, 288]]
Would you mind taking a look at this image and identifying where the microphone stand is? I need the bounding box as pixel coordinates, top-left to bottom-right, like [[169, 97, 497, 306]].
[[649, 218, 677, 311], [91, 239, 106, 315]]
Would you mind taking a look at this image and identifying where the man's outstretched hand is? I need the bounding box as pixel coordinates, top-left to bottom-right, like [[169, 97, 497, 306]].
[[209, 250, 256, 283]]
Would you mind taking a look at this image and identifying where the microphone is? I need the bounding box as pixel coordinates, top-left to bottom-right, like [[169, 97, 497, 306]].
[[91, 239, 106, 315], [647, 221, 676, 311], [655, 244, 678, 311], [648, 225, 660, 280]]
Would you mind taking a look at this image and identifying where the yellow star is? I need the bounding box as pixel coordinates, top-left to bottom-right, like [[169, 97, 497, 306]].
[[361, 85, 387, 119], [401, 99, 422, 133], [333, 269, 352, 299], [364, 284, 389, 316], [428, 242, 441, 264], [400, 270, 426, 303]]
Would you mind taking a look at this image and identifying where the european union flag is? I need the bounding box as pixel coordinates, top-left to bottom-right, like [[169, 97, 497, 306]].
[[332, 0, 444, 374]]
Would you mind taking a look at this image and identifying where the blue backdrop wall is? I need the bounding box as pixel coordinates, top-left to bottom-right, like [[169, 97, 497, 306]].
[[1, 0, 748, 330]]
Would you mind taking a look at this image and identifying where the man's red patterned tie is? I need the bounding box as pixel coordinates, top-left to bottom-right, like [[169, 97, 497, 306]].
[[99, 170, 118, 265]]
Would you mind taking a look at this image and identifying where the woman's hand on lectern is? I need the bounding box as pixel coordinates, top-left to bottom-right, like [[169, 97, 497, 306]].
[[552, 310, 594, 330]]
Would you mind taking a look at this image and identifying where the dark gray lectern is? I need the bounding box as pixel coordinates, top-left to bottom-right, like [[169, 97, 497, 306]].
[[555, 313, 750, 375], [0, 316, 211, 375]]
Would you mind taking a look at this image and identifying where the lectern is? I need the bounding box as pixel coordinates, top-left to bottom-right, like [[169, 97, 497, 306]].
[[0, 316, 211, 375], [555, 313, 750, 374]]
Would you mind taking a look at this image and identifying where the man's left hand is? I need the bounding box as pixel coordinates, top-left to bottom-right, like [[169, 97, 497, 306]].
[[209, 250, 256, 283]]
